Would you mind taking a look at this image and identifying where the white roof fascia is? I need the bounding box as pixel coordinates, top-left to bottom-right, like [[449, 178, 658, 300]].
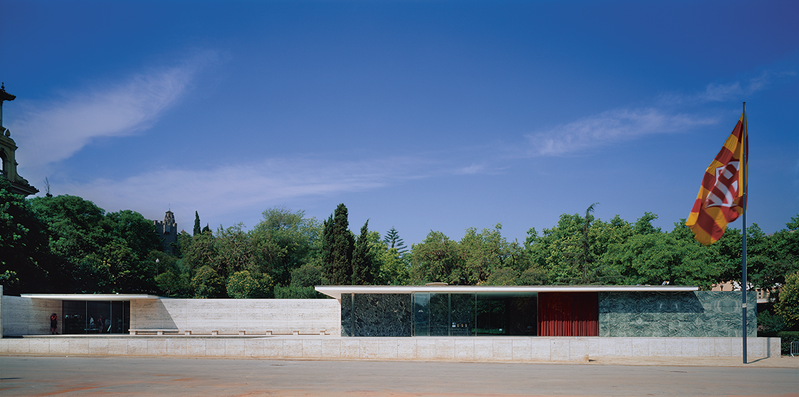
[[314, 285, 699, 300], [19, 294, 161, 301]]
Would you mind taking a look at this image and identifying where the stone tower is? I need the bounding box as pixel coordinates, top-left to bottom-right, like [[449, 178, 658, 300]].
[[0, 83, 38, 196], [154, 210, 178, 253]]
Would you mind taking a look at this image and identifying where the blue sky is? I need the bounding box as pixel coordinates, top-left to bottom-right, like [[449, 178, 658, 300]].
[[2, 0, 797, 246]]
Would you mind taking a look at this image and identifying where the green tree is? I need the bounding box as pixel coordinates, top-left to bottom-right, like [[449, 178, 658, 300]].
[[30, 194, 162, 293], [483, 267, 518, 285], [410, 230, 462, 285], [182, 230, 218, 272], [290, 263, 325, 287], [458, 224, 511, 285], [321, 204, 354, 285], [252, 207, 322, 286], [351, 220, 375, 285], [193, 211, 201, 236], [0, 179, 52, 293], [372, 229, 410, 285], [226, 270, 273, 298], [775, 272, 799, 329], [191, 265, 225, 298], [215, 223, 259, 276], [383, 227, 408, 255]]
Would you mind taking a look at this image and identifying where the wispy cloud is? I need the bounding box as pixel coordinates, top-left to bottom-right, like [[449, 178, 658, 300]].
[[523, 69, 797, 157], [11, 51, 217, 173], [59, 155, 432, 228], [659, 70, 796, 105], [525, 108, 717, 156]]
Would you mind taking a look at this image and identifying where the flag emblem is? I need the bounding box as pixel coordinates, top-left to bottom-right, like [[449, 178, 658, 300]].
[[686, 113, 748, 245]]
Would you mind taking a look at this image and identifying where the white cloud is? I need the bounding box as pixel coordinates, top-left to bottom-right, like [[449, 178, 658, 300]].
[[58, 155, 430, 228], [525, 108, 718, 156], [456, 163, 486, 175], [659, 70, 796, 105], [10, 51, 216, 174]]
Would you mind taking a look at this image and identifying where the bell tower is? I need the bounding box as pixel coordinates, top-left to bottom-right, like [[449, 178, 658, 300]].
[[0, 83, 38, 196]]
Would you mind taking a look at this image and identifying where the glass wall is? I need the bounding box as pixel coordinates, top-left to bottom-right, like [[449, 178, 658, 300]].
[[62, 301, 130, 334], [411, 292, 536, 336]]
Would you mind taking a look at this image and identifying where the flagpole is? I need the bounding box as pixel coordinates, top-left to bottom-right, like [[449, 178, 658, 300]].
[[741, 101, 748, 364]]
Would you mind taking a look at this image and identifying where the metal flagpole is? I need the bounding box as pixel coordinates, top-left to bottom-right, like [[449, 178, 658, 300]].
[[741, 102, 748, 364]]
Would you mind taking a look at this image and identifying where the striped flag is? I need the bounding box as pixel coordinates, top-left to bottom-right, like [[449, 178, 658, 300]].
[[686, 112, 748, 245]]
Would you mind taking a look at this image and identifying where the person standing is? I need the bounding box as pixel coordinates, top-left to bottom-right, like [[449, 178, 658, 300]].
[[50, 313, 58, 335]]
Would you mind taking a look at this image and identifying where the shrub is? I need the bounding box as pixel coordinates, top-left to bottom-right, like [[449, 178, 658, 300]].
[[777, 331, 799, 356], [273, 285, 325, 299]]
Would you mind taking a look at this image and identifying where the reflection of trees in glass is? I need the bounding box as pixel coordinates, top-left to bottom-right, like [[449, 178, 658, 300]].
[[450, 294, 475, 336], [412, 293, 430, 336], [429, 293, 450, 336], [476, 298, 507, 335]]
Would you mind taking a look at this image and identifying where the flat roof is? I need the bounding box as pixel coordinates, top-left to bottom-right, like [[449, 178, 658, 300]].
[[20, 294, 160, 301], [314, 285, 699, 300]]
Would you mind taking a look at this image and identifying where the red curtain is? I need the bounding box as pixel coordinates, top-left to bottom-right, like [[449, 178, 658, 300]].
[[537, 292, 598, 336]]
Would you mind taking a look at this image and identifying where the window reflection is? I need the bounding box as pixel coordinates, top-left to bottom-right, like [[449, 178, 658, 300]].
[[412, 292, 537, 337], [62, 301, 130, 334]]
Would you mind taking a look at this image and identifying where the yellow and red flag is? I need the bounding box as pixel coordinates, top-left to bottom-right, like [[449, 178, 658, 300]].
[[686, 112, 748, 245]]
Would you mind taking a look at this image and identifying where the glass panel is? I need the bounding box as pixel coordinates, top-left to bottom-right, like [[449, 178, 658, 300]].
[[507, 296, 537, 336], [450, 294, 475, 336], [412, 292, 430, 336], [475, 295, 507, 335], [60, 301, 129, 334], [109, 301, 129, 334], [62, 301, 86, 334], [429, 293, 450, 336], [86, 301, 110, 333]]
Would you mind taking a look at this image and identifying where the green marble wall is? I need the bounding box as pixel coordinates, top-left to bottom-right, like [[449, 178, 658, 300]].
[[341, 293, 412, 337], [598, 291, 756, 337]]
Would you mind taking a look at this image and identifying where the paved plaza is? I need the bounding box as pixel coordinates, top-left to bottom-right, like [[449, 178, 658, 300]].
[[0, 355, 797, 396]]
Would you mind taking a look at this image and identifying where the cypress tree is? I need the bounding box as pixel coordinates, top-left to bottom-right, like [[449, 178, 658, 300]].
[[193, 211, 201, 236], [352, 220, 374, 285], [321, 203, 354, 285]]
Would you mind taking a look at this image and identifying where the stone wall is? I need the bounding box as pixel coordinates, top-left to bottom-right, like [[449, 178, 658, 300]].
[[341, 294, 412, 337], [131, 299, 340, 335], [1, 294, 62, 336], [598, 291, 757, 337], [0, 336, 781, 361]]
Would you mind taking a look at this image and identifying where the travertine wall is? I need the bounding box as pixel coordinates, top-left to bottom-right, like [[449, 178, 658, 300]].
[[1, 294, 61, 336], [130, 299, 340, 335], [0, 336, 782, 361]]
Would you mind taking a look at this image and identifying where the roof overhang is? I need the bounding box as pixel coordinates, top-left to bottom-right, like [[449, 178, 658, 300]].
[[20, 294, 160, 301], [314, 285, 699, 300]]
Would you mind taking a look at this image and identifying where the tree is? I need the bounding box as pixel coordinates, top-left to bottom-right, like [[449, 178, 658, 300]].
[[352, 220, 375, 285], [193, 211, 201, 236], [411, 230, 462, 285], [290, 263, 325, 287], [226, 270, 273, 299], [252, 206, 322, 286], [458, 224, 511, 285], [383, 227, 408, 255], [775, 272, 799, 330], [0, 179, 52, 293], [182, 230, 218, 273], [191, 265, 225, 298], [483, 267, 518, 285], [215, 223, 259, 276], [321, 204, 354, 285]]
